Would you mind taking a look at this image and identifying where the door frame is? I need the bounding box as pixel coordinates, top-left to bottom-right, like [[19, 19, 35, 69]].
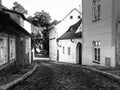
[[76, 42, 82, 64]]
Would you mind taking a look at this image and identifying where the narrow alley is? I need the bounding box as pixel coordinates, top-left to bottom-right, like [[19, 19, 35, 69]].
[[10, 61, 120, 90]]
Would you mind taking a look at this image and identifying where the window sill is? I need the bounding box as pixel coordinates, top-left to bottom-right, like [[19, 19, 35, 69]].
[[92, 18, 101, 22], [93, 60, 100, 64], [10, 59, 15, 64]]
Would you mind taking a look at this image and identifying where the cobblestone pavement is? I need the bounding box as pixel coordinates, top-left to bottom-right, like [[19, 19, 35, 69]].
[[10, 61, 120, 90]]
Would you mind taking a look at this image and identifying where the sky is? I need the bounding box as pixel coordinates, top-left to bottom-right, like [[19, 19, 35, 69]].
[[2, 0, 82, 21]]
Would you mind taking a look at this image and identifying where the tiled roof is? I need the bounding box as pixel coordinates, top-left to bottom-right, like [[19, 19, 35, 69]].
[[58, 19, 82, 40], [2, 8, 26, 20], [0, 11, 31, 36]]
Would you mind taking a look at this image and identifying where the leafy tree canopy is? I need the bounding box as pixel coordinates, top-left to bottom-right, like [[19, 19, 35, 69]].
[[28, 10, 59, 53], [12, 1, 28, 15]]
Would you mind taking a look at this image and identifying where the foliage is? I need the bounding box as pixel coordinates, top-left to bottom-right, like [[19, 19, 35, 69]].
[[28, 10, 58, 53], [12, 1, 28, 15]]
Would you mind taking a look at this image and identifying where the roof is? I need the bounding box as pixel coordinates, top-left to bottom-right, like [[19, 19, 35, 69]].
[[59, 8, 82, 24], [0, 11, 31, 36], [2, 8, 26, 20], [58, 19, 82, 40]]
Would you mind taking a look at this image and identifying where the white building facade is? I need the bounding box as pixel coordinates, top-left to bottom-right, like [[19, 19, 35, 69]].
[[58, 20, 82, 64], [49, 8, 81, 61], [58, 39, 82, 64], [82, 0, 120, 67]]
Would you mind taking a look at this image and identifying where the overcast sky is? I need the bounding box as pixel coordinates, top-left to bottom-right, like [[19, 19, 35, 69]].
[[2, 0, 82, 21]]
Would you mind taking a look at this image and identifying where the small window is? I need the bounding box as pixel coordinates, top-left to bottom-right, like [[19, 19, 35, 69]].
[[63, 47, 65, 54], [70, 16, 73, 19], [0, 37, 8, 65], [68, 47, 71, 55], [78, 16, 81, 19]]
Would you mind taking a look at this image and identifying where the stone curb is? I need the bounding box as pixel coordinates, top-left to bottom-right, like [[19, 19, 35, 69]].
[[49, 61, 120, 85], [0, 64, 38, 90], [81, 66, 120, 85]]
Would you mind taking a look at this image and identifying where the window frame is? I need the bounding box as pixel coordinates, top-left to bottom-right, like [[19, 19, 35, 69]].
[[63, 47, 65, 54], [92, 0, 101, 22], [93, 41, 101, 64], [0, 37, 8, 65], [68, 47, 71, 55]]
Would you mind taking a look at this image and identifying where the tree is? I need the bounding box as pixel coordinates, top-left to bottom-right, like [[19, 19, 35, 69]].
[[28, 10, 58, 54], [12, 1, 28, 15]]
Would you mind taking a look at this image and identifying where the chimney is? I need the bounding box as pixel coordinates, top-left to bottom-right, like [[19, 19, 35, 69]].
[[0, 0, 2, 11]]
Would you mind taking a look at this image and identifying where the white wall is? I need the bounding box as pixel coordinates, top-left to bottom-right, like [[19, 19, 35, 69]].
[[49, 28, 58, 61], [82, 0, 115, 67], [24, 21, 31, 34], [58, 39, 82, 64], [49, 9, 81, 61], [56, 9, 81, 38]]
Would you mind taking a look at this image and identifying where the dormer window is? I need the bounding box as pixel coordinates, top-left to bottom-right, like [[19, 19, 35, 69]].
[[70, 16, 73, 19]]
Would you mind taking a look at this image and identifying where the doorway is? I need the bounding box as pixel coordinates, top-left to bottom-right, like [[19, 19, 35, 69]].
[[76, 43, 82, 64]]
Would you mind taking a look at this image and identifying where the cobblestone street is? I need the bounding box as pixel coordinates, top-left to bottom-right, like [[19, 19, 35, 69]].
[[10, 61, 120, 90]]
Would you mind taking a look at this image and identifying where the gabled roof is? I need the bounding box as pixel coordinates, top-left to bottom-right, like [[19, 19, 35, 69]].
[[59, 8, 81, 24], [58, 19, 82, 40]]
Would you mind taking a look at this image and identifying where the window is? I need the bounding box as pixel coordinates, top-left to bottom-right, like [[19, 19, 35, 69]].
[[70, 16, 73, 19], [92, 0, 101, 21], [68, 47, 71, 55], [10, 38, 16, 60], [0, 37, 8, 65], [26, 39, 29, 54], [94, 48, 100, 61], [63, 47, 65, 54], [78, 16, 81, 19], [93, 41, 101, 63]]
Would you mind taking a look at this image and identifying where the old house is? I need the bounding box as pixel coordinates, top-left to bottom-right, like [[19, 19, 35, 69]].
[[0, 1, 31, 74], [82, 0, 120, 67], [2, 8, 32, 65], [49, 8, 81, 61], [58, 19, 82, 63]]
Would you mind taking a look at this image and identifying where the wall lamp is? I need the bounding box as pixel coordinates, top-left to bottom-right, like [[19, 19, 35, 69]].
[[71, 38, 74, 43], [56, 39, 61, 47]]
